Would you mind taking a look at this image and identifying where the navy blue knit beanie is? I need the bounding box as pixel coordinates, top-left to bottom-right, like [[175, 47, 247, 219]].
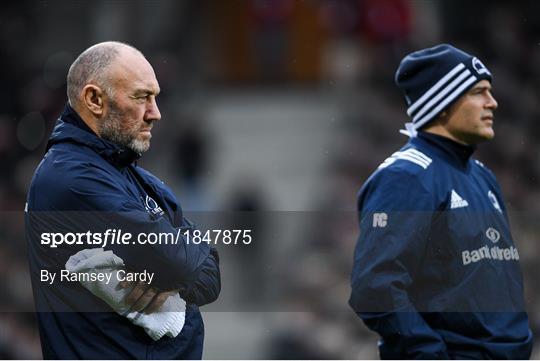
[[395, 44, 492, 131]]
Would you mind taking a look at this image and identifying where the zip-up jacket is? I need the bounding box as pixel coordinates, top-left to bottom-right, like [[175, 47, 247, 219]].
[[349, 131, 533, 359], [25, 104, 221, 359]]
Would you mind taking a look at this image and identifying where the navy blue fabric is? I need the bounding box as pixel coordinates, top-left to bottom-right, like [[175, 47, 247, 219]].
[[349, 132, 533, 359], [25, 104, 220, 359]]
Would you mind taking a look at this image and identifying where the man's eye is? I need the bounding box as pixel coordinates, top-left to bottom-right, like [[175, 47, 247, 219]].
[[131, 94, 151, 101], [132, 95, 149, 102]]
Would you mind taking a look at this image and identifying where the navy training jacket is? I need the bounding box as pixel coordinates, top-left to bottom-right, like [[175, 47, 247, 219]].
[[25, 104, 220, 359], [349, 131, 533, 359]]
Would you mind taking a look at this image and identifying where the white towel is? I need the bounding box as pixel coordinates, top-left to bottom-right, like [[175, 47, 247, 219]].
[[65, 248, 186, 341]]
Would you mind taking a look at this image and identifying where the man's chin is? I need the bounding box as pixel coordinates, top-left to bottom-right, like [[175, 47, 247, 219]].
[[482, 128, 495, 140], [473, 130, 494, 144], [129, 140, 150, 154]]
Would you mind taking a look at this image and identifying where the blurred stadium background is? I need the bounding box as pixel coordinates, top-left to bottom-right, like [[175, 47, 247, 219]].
[[1, 0, 539, 358]]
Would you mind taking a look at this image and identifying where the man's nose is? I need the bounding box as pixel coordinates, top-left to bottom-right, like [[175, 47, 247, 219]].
[[486, 92, 498, 110], [146, 97, 161, 122]]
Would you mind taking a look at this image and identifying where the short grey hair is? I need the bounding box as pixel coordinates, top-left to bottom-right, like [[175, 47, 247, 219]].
[[66, 41, 140, 106]]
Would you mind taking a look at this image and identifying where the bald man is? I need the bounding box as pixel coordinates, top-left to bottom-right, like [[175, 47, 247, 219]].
[[25, 42, 220, 359]]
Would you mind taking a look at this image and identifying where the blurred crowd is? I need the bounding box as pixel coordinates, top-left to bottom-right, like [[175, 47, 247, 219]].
[[0, 0, 539, 358]]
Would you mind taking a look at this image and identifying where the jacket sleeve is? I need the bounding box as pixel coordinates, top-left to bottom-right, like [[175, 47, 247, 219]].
[[349, 167, 449, 359], [53, 164, 212, 291], [180, 247, 221, 306]]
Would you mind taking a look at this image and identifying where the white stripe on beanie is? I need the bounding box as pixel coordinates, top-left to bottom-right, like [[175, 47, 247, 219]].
[[406, 63, 465, 116], [413, 74, 478, 130], [412, 68, 472, 122]]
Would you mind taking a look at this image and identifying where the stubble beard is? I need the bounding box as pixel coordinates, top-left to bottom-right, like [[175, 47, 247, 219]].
[[99, 100, 150, 154]]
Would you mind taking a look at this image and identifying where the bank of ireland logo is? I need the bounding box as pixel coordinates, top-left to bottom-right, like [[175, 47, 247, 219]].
[[485, 227, 500, 243], [488, 190, 502, 213], [472, 57, 491, 76], [143, 195, 164, 217]]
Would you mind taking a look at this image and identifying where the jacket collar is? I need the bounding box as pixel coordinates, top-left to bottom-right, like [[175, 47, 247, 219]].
[[413, 131, 476, 168], [46, 103, 141, 168]]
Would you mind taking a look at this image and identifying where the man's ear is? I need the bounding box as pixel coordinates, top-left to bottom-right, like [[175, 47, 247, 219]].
[[82, 85, 105, 116], [436, 110, 449, 126]]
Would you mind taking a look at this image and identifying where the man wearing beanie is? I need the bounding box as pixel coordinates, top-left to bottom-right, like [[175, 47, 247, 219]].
[[349, 44, 533, 359]]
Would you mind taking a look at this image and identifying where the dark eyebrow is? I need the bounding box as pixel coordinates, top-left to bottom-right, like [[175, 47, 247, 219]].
[[133, 89, 158, 96], [470, 85, 491, 92], [133, 89, 154, 95]]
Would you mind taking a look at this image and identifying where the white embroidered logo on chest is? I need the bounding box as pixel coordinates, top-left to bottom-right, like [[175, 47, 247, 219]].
[[450, 189, 469, 209], [143, 195, 164, 217], [488, 190, 503, 213], [485, 227, 500, 243]]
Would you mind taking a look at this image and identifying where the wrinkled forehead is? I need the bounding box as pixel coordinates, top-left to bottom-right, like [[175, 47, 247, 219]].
[[107, 50, 160, 93]]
